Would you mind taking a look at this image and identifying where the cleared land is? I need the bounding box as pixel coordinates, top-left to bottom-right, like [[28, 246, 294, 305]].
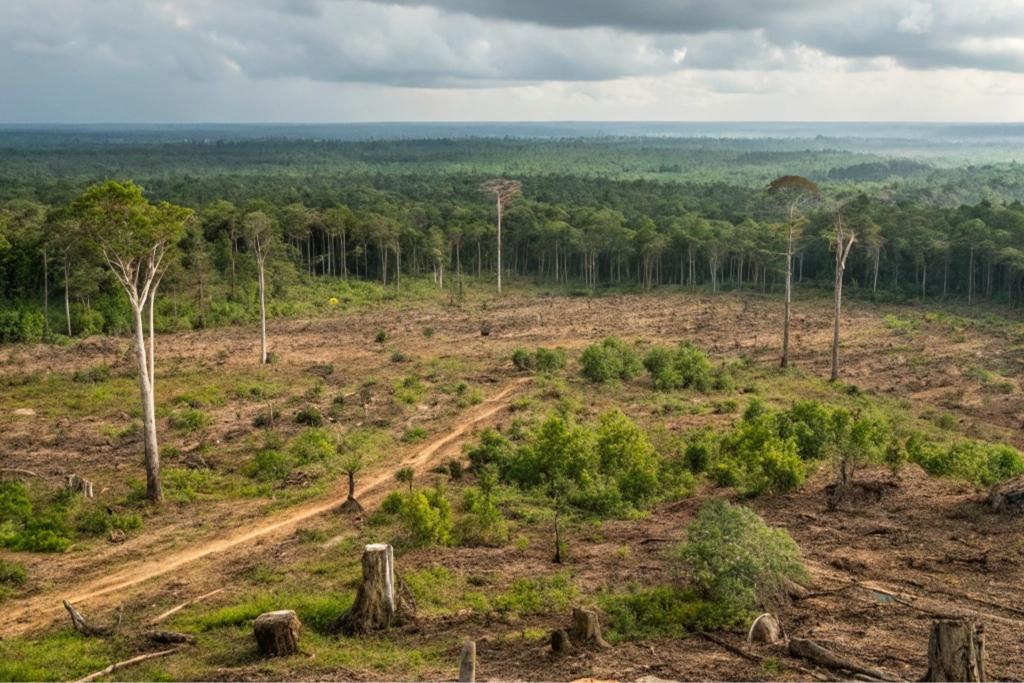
[[1, 288, 1023, 681]]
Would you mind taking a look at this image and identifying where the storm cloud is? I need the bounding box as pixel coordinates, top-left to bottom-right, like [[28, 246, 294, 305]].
[[0, 0, 1022, 122]]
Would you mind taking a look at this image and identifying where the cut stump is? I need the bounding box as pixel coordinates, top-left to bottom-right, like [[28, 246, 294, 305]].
[[253, 610, 302, 657], [747, 613, 782, 644], [458, 640, 476, 682], [570, 607, 610, 648], [550, 629, 572, 655], [338, 543, 414, 634], [924, 619, 985, 682]]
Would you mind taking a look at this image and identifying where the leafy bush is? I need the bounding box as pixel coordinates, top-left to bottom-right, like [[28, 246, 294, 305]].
[[247, 449, 294, 482], [288, 428, 335, 464], [294, 405, 324, 426], [512, 347, 567, 374], [908, 436, 1024, 486], [579, 337, 642, 383], [643, 342, 713, 391], [72, 503, 142, 536], [401, 427, 427, 443], [599, 586, 726, 642], [399, 487, 453, 547], [0, 483, 72, 552], [711, 414, 805, 496], [0, 559, 26, 586], [169, 408, 212, 434], [476, 410, 685, 517], [456, 485, 509, 547], [678, 500, 807, 621], [0, 309, 45, 343]]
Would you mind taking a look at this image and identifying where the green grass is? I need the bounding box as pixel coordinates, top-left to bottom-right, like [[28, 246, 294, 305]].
[[162, 468, 270, 503], [0, 629, 116, 681]]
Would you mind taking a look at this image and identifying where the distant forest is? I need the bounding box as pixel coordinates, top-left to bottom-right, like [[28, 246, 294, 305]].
[[1, 127, 1024, 342]]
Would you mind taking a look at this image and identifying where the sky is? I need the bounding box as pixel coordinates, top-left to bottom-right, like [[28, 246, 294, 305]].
[[2, 0, 1024, 123]]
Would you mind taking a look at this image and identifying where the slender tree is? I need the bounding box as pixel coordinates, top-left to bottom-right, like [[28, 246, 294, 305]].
[[828, 208, 857, 382], [244, 211, 274, 365], [767, 175, 819, 369], [73, 181, 190, 503], [480, 179, 522, 294]]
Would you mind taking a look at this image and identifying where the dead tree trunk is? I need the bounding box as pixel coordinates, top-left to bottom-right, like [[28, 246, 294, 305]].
[[338, 543, 414, 634], [63, 600, 122, 636], [253, 610, 302, 657], [924, 620, 985, 682], [570, 607, 610, 648], [458, 640, 476, 682]]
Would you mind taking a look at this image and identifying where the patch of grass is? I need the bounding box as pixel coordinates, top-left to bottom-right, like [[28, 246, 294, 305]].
[[0, 559, 26, 586], [169, 407, 213, 434], [493, 572, 577, 616], [394, 375, 426, 406], [401, 427, 427, 443], [599, 586, 725, 642], [0, 629, 114, 681], [162, 468, 269, 503], [294, 405, 324, 426]]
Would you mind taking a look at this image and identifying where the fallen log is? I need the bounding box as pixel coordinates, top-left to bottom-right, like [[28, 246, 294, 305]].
[[73, 647, 180, 683], [788, 637, 901, 682], [698, 632, 833, 682], [0, 467, 40, 479], [145, 630, 196, 645], [149, 588, 225, 625], [63, 600, 121, 637]]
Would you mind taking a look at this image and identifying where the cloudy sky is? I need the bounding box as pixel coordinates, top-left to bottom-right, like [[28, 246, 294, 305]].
[[2, 0, 1024, 123]]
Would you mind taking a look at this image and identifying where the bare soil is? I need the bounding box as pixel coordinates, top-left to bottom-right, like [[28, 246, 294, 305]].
[[1, 290, 1023, 680]]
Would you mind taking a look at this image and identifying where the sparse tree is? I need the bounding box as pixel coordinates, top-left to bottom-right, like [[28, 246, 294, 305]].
[[73, 181, 191, 503], [828, 207, 857, 382], [340, 450, 365, 512], [767, 176, 819, 369], [480, 179, 522, 295], [395, 466, 415, 493], [244, 211, 274, 365]]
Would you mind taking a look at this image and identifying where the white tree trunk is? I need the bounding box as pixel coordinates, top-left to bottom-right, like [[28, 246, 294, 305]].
[[132, 304, 161, 502], [258, 259, 268, 364]]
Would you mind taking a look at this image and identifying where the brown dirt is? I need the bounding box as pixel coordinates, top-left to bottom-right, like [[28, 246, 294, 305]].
[[1, 290, 1023, 680]]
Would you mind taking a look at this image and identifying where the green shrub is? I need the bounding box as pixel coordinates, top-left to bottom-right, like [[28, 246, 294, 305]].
[[0, 309, 45, 343], [713, 415, 805, 496], [247, 449, 294, 481], [579, 337, 641, 383], [72, 503, 142, 536], [465, 429, 515, 472], [374, 329, 388, 343], [642, 342, 713, 391], [774, 400, 835, 460], [599, 586, 725, 642], [0, 559, 26, 586], [294, 405, 324, 426], [402, 427, 427, 443], [683, 430, 718, 474], [169, 408, 212, 434], [910, 437, 1024, 486], [380, 491, 405, 515], [512, 347, 567, 374], [288, 428, 335, 464], [72, 364, 112, 384], [399, 488, 453, 547], [456, 485, 509, 547], [0, 483, 72, 552], [678, 500, 807, 622]]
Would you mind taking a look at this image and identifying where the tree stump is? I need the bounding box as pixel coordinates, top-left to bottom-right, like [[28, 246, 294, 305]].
[[924, 619, 985, 682], [988, 476, 1024, 512], [747, 613, 782, 644], [458, 640, 476, 682], [65, 474, 95, 499], [550, 629, 572, 655], [569, 607, 610, 648], [338, 543, 414, 634], [253, 610, 302, 657]]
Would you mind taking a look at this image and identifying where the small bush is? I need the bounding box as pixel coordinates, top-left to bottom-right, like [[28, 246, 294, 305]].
[[374, 329, 388, 344], [288, 428, 335, 464], [0, 559, 26, 586], [579, 337, 642, 383], [399, 487, 453, 547], [512, 347, 566, 374], [294, 405, 324, 426], [642, 342, 713, 391], [678, 500, 807, 622], [247, 449, 294, 482], [909, 437, 1024, 486], [72, 364, 112, 384], [169, 408, 212, 434], [599, 586, 724, 642], [402, 427, 427, 443]]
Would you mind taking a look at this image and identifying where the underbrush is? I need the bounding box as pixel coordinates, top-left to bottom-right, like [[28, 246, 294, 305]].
[[0, 481, 143, 552], [579, 337, 642, 383], [511, 347, 567, 374], [465, 409, 694, 517]]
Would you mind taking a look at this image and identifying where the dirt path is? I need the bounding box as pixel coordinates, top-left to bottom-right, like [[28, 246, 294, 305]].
[[0, 377, 529, 638]]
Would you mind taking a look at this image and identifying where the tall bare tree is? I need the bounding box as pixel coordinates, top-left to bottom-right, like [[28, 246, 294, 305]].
[[767, 175, 819, 369], [74, 181, 191, 503], [829, 208, 857, 382], [245, 211, 274, 365], [480, 179, 522, 295]]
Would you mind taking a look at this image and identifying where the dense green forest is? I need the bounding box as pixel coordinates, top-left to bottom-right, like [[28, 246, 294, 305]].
[[2, 126, 1024, 343]]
